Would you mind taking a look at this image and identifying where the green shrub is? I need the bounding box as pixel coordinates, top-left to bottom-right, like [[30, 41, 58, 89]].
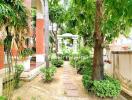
[[93, 76, 121, 97], [51, 59, 64, 67], [78, 47, 91, 57], [82, 75, 93, 90], [0, 96, 7, 100], [40, 66, 56, 81], [61, 49, 71, 61], [82, 58, 93, 90], [76, 57, 92, 74], [71, 47, 92, 69], [14, 64, 24, 88], [70, 56, 79, 67], [76, 60, 86, 74]]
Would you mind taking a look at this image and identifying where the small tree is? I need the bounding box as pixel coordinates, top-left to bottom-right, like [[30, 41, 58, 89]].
[[0, 0, 29, 98], [48, 0, 65, 55]]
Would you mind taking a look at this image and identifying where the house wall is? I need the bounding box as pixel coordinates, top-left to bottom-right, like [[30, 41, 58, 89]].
[[111, 51, 132, 96], [0, 46, 4, 69], [36, 19, 45, 54], [24, 0, 45, 56], [33, 0, 45, 62]]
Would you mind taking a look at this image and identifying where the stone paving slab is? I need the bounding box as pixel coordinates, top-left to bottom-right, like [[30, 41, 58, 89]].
[[62, 74, 70, 76], [63, 72, 72, 74], [63, 74, 71, 76], [63, 80, 72, 84], [58, 97, 90, 100], [63, 62, 80, 97], [64, 83, 77, 90], [62, 76, 70, 79], [63, 74, 72, 76], [63, 71, 72, 74], [66, 90, 79, 97], [62, 77, 69, 79]]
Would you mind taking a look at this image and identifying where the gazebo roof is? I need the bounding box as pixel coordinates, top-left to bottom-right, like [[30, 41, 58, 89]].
[[57, 33, 78, 39]]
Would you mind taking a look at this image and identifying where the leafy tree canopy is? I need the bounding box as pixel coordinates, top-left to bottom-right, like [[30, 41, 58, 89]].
[[0, 0, 29, 31], [48, 0, 65, 25], [66, 0, 132, 46]]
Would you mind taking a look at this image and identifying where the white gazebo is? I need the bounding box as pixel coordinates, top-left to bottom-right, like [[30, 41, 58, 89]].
[[57, 33, 78, 54]]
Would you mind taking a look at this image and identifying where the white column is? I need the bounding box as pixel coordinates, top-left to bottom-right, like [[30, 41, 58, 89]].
[[0, 77, 3, 96], [73, 38, 77, 53], [36, 54, 45, 63], [73, 36, 78, 54], [57, 37, 62, 54]]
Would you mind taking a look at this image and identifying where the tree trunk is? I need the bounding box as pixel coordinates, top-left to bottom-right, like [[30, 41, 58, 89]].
[[83, 36, 87, 46], [93, 0, 104, 80], [51, 23, 58, 57]]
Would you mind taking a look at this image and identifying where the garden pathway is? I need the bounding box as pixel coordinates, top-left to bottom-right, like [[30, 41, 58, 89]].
[[62, 62, 79, 97], [12, 61, 126, 100]]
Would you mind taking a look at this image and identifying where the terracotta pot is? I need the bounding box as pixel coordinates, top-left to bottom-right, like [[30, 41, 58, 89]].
[[0, 45, 4, 69]]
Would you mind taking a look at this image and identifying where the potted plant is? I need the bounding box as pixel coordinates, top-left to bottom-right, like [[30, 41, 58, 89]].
[[19, 48, 34, 71]]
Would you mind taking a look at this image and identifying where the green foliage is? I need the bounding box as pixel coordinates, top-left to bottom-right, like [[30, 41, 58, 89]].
[[62, 49, 70, 61], [17, 97, 21, 100], [69, 47, 93, 90], [66, 0, 132, 46], [70, 57, 78, 67], [82, 57, 93, 90], [78, 47, 91, 57], [48, 0, 66, 51], [77, 57, 92, 74], [0, 96, 7, 100], [51, 58, 64, 67], [4, 35, 12, 52], [49, 5, 65, 24], [93, 76, 121, 97], [48, 0, 65, 23], [76, 47, 92, 73], [20, 48, 34, 58], [65, 0, 95, 46], [31, 8, 36, 28], [0, 0, 29, 29], [40, 66, 57, 82], [70, 47, 92, 68], [82, 74, 93, 90], [14, 64, 24, 89]]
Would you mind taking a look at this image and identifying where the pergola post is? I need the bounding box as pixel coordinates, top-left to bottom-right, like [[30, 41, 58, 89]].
[[57, 33, 78, 54], [57, 37, 62, 54], [72, 36, 78, 54]]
